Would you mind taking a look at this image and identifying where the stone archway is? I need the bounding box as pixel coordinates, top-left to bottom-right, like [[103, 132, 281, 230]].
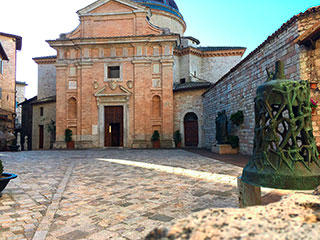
[[184, 112, 199, 147]]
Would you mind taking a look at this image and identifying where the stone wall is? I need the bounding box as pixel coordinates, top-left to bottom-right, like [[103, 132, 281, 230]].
[[200, 55, 242, 83], [38, 64, 56, 99], [203, 18, 304, 154], [173, 88, 207, 147]]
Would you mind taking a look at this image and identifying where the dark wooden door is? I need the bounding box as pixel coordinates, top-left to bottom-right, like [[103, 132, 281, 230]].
[[184, 121, 198, 147], [39, 125, 44, 149], [105, 106, 123, 147], [184, 113, 199, 147]]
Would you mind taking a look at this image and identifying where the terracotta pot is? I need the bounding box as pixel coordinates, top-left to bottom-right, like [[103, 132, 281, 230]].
[[310, 82, 318, 89], [312, 108, 316, 114], [152, 140, 160, 149], [175, 142, 182, 148], [66, 141, 74, 149]]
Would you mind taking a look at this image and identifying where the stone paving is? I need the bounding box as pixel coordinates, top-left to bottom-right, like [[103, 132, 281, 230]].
[[0, 149, 243, 240]]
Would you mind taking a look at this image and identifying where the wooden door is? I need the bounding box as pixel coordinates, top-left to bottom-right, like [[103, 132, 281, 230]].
[[39, 125, 44, 149], [104, 106, 123, 147], [184, 113, 199, 147]]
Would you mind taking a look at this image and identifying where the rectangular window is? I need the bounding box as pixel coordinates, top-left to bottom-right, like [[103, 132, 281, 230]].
[[108, 66, 120, 79], [0, 59, 3, 74], [180, 78, 186, 84], [40, 107, 44, 116]]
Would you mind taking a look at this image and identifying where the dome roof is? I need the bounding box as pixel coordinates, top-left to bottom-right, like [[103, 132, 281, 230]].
[[132, 0, 183, 19]]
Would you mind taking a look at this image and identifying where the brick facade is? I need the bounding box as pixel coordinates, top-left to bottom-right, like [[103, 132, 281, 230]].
[[203, 6, 320, 155], [0, 33, 22, 132], [47, 0, 180, 148]]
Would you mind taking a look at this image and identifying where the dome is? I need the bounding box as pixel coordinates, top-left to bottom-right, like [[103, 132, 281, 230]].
[[132, 0, 183, 19]]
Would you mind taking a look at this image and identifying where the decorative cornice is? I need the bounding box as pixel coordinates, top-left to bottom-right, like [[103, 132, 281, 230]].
[[174, 47, 246, 58], [33, 56, 57, 64]]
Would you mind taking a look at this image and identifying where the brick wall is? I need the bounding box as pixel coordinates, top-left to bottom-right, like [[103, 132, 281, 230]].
[[0, 35, 17, 114], [203, 9, 320, 155]]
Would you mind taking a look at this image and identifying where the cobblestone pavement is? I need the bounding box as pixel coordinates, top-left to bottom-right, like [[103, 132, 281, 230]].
[[0, 149, 243, 240]]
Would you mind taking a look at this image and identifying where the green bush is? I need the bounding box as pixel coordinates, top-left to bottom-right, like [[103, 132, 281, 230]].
[[65, 129, 73, 142], [151, 130, 160, 142], [173, 130, 182, 145], [230, 111, 244, 126], [0, 160, 3, 175], [228, 135, 239, 149]]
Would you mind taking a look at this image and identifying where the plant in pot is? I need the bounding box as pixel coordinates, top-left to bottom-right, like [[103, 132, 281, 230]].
[[228, 135, 240, 149], [173, 130, 182, 148], [230, 110, 244, 126], [65, 129, 74, 149], [151, 130, 160, 148], [0, 159, 17, 198]]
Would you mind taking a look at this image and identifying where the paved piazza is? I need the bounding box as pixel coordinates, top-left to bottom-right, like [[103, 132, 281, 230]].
[[0, 149, 242, 240]]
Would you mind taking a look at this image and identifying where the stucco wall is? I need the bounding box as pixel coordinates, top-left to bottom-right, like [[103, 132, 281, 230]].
[[32, 102, 56, 150], [149, 13, 185, 35]]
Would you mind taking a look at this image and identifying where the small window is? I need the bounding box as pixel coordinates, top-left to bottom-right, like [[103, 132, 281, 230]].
[[0, 59, 3, 74], [108, 66, 120, 79], [194, 71, 197, 76], [180, 78, 186, 84], [40, 107, 44, 116]]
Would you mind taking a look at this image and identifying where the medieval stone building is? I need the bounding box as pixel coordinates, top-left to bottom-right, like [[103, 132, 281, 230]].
[[31, 0, 244, 149]]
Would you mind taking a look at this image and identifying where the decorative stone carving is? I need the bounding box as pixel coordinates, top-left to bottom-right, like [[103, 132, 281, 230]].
[[242, 61, 320, 190], [93, 80, 99, 90], [127, 80, 133, 89], [215, 110, 228, 144], [24, 136, 28, 151], [108, 80, 118, 90]]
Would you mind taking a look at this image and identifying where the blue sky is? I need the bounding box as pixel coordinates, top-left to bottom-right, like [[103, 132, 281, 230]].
[[1, 0, 319, 98]]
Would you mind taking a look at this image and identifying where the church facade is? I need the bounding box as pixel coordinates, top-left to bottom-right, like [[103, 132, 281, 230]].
[[35, 0, 244, 149]]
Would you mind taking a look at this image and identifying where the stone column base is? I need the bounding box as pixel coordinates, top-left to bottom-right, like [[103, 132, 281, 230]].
[[238, 177, 261, 208]]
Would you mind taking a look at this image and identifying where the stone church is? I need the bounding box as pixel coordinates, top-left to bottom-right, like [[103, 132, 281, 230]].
[[32, 0, 245, 149]]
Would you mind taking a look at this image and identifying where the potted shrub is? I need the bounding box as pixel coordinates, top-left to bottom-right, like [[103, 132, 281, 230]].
[[0, 159, 17, 198], [65, 129, 74, 149], [151, 130, 160, 148], [173, 130, 182, 148], [228, 135, 240, 149], [230, 110, 244, 126]]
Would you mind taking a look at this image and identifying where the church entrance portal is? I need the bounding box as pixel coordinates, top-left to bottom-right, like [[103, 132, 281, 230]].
[[104, 106, 123, 147], [184, 112, 198, 147]]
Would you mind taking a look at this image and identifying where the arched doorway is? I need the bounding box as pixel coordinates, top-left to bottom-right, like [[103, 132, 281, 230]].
[[184, 112, 198, 147]]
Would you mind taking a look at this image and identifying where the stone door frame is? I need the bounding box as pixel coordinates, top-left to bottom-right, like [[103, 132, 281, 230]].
[[95, 86, 131, 148]]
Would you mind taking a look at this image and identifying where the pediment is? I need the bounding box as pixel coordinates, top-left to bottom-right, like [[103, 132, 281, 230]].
[[78, 0, 145, 16]]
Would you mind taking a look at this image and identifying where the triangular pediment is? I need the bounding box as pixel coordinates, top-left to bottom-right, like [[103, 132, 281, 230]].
[[78, 0, 145, 16]]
